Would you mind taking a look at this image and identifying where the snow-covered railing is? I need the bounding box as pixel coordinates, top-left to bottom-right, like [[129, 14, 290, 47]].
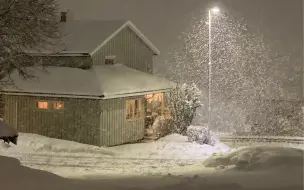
[[219, 135, 304, 144]]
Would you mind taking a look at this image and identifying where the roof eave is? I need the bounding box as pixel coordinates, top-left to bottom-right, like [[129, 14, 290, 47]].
[[103, 88, 172, 99], [1, 91, 105, 100]]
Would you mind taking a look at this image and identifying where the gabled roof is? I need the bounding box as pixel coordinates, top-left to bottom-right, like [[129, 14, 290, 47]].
[[1, 64, 174, 99], [57, 20, 160, 56]]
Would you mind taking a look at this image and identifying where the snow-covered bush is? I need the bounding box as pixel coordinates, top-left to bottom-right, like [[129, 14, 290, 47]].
[[186, 125, 218, 145], [165, 83, 202, 135], [151, 116, 172, 138]]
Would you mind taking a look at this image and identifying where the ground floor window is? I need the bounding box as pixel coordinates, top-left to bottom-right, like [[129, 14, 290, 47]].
[[36, 101, 65, 110], [37, 101, 49, 109], [126, 99, 142, 120], [145, 93, 170, 117], [53, 101, 64, 110]]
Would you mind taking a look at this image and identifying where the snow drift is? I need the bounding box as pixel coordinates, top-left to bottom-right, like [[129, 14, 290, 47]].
[[203, 145, 304, 171], [113, 133, 231, 159], [0, 133, 118, 156]]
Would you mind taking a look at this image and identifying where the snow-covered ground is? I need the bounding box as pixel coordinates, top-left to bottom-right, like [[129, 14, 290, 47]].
[[0, 133, 303, 190], [0, 133, 230, 178], [112, 133, 231, 159]]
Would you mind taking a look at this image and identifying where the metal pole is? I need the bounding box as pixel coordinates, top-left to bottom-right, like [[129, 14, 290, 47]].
[[208, 10, 212, 129]]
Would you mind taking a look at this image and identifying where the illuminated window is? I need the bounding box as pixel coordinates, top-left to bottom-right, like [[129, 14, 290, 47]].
[[126, 99, 142, 120], [145, 93, 169, 116], [37, 101, 49, 109], [53, 102, 64, 110]]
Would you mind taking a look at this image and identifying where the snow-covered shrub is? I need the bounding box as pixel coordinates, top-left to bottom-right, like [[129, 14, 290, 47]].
[[186, 125, 218, 145], [151, 116, 173, 138], [166, 83, 202, 135]]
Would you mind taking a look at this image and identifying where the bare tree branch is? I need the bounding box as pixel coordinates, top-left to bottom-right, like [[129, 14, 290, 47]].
[[0, 0, 62, 85]]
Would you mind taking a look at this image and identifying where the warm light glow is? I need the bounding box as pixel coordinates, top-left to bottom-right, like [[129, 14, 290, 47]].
[[211, 7, 220, 13], [53, 102, 64, 110], [37, 101, 48, 109], [145, 93, 164, 103], [126, 99, 142, 120]]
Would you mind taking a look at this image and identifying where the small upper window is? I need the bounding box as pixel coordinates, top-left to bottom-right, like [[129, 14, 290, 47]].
[[60, 12, 67, 22], [37, 101, 48, 109], [105, 55, 116, 65], [53, 102, 64, 110]]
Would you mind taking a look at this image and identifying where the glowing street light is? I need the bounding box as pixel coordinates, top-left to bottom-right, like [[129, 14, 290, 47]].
[[211, 7, 220, 13], [208, 7, 220, 130]]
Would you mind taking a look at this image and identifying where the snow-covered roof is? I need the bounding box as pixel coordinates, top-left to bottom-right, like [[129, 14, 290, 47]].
[[31, 20, 160, 56], [1, 67, 103, 98], [1, 64, 174, 99], [94, 64, 174, 98]]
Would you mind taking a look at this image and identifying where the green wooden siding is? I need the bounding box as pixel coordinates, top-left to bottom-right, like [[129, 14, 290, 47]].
[[92, 26, 154, 74], [100, 96, 145, 146], [3, 95, 101, 146]]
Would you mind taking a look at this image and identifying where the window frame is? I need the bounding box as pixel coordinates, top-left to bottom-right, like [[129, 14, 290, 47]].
[[35, 100, 65, 111], [36, 100, 50, 110], [144, 93, 171, 117], [52, 101, 65, 110], [126, 99, 143, 121], [105, 55, 116, 65], [60, 12, 67, 22]]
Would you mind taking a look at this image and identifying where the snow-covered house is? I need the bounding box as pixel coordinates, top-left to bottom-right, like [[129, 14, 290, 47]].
[[0, 12, 174, 146]]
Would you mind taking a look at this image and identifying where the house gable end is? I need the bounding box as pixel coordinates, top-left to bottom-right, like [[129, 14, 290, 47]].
[[90, 21, 160, 56]]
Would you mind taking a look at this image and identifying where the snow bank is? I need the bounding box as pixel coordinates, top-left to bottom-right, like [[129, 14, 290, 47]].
[[157, 133, 188, 142], [112, 133, 231, 159], [203, 145, 304, 171], [0, 133, 118, 156], [0, 133, 230, 160], [0, 155, 77, 190]]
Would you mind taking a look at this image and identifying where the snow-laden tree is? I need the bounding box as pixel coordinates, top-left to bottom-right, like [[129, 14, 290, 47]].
[[166, 83, 202, 135], [0, 0, 61, 83], [166, 12, 301, 134]]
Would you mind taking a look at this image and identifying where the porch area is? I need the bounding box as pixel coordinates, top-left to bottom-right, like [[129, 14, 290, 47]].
[[144, 92, 172, 140]]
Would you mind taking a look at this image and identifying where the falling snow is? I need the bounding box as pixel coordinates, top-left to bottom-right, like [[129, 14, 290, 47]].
[[166, 12, 303, 135]]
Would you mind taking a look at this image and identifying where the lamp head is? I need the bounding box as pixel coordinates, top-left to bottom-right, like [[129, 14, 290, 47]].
[[211, 7, 220, 13]]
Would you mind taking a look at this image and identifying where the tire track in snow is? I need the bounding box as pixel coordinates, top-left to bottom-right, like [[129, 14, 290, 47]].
[[0, 151, 201, 173]]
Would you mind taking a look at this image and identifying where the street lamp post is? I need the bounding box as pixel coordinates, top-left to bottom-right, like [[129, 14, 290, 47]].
[[208, 7, 220, 130]]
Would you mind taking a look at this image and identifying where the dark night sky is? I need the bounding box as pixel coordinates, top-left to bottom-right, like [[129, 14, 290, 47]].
[[59, 0, 303, 97], [59, 0, 302, 60]]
